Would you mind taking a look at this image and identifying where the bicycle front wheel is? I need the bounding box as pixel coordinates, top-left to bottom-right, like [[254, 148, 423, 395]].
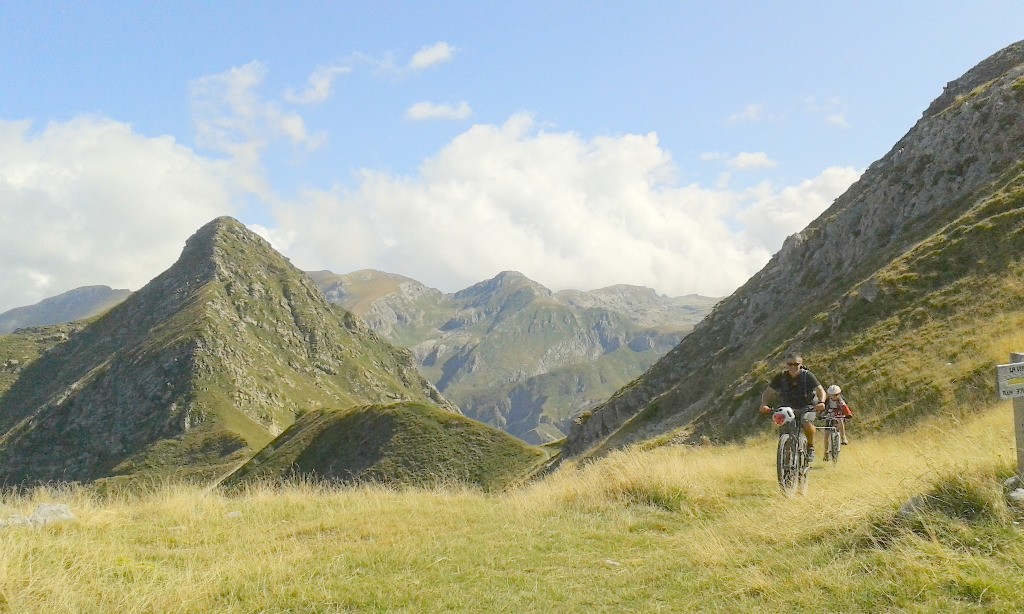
[[798, 432, 810, 494], [776, 433, 799, 496]]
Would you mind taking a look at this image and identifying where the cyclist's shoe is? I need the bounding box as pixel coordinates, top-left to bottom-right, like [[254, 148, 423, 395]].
[[823, 451, 830, 462], [842, 439, 849, 445], [806, 447, 816, 463]]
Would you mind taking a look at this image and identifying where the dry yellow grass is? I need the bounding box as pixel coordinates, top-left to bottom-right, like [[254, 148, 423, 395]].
[[1, 403, 1021, 612]]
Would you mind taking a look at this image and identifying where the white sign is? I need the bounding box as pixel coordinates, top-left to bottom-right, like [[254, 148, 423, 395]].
[[997, 362, 1024, 399]]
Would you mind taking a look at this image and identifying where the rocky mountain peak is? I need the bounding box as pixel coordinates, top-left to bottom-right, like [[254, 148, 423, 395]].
[[454, 270, 553, 306], [0, 216, 454, 486], [924, 40, 1024, 118]]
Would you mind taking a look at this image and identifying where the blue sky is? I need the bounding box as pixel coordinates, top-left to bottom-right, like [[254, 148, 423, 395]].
[[2, 2, 1023, 313]]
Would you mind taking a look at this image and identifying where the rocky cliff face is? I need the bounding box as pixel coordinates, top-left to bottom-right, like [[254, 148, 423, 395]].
[[315, 270, 717, 443], [0, 217, 453, 486], [566, 40, 1024, 456]]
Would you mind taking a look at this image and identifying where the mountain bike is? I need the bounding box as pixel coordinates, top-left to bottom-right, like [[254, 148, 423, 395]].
[[772, 406, 812, 496], [819, 412, 844, 466]]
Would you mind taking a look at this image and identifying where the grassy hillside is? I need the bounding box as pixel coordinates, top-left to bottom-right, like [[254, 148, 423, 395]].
[[568, 47, 1024, 456], [0, 323, 84, 396], [220, 402, 548, 492], [727, 169, 1024, 437], [2, 402, 1021, 612]]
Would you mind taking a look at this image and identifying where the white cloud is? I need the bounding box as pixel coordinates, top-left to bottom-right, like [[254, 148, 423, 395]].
[[804, 95, 850, 128], [0, 117, 236, 313], [409, 42, 455, 70], [189, 62, 324, 164], [405, 101, 472, 121], [736, 166, 862, 248], [266, 115, 858, 298], [0, 103, 861, 313], [284, 65, 352, 105], [826, 113, 849, 128], [726, 151, 777, 170], [728, 103, 765, 124]]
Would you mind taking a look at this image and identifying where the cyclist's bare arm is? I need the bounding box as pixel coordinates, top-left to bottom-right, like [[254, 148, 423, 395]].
[[760, 387, 779, 414], [812, 385, 826, 409]]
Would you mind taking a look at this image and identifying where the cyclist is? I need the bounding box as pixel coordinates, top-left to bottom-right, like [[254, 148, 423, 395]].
[[759, 352, 826, 462], [822, 384, 852, 445]]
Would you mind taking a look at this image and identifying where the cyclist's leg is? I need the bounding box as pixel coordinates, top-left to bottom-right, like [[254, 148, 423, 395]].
[[839, 418, 848, 443], [801, 411, 817, 459]]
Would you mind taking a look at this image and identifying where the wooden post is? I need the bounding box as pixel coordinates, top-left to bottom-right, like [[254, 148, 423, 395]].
[[1015, 353, 1024, 478]]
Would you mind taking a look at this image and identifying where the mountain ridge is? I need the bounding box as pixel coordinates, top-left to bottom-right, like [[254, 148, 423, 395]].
[[0, 286, 131, 334], [0, 217, 453, 486], [314, 269, 717, 442], [565, 39, 1024, 457]]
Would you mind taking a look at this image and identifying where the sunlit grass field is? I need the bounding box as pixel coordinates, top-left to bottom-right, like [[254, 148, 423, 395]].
[[2, 404, 1022, 612]]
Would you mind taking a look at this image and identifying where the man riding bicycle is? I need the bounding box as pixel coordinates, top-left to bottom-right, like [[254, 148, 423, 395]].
[[759, 352, 826, 462]]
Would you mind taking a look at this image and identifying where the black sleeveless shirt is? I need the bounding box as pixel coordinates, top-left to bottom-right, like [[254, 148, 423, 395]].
[[769, 368, 821, 408]]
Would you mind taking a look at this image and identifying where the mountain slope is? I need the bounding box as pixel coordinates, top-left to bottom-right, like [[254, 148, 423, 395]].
[[566, 40, 1024, 457], [0, 286, 130, 334], [315, 269, 715, 443], [0, 323, 86, 397], [0, 217, 452, 486], [220, 401, 548, 491]]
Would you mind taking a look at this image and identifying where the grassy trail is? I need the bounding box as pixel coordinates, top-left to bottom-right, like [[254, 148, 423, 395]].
[[1, 405, 1022, 612]]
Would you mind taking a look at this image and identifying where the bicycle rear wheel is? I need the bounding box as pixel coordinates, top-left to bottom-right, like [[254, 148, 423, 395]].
[[828, 427, 841, 466], [776, 433, 799, 496]]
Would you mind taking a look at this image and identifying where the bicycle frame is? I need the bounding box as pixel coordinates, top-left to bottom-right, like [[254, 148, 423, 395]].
[[774, 405, 813, 495]]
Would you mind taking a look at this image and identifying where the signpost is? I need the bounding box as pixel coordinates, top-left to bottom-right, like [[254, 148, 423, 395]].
[[997, 353, 1024, 476]]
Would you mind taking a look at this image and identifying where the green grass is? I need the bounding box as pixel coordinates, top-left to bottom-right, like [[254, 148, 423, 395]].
[[2, 402, 1022, 612], [0, 323, 85, 396], [221, 402, 549, 492]]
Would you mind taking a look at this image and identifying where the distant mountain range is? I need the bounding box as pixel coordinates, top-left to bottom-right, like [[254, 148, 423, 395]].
[[309, 269, 718, 443], [0, 217, 485, 486], [1, 268, 717, 446], [0, 286, 129, 334]]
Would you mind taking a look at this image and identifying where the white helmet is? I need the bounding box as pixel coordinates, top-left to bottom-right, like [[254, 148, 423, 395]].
[[827, 384, 842, 395]]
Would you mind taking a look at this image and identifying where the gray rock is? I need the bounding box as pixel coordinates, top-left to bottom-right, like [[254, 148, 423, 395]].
[[29, 503, 76, 526], [0, 503, 76, 528]]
